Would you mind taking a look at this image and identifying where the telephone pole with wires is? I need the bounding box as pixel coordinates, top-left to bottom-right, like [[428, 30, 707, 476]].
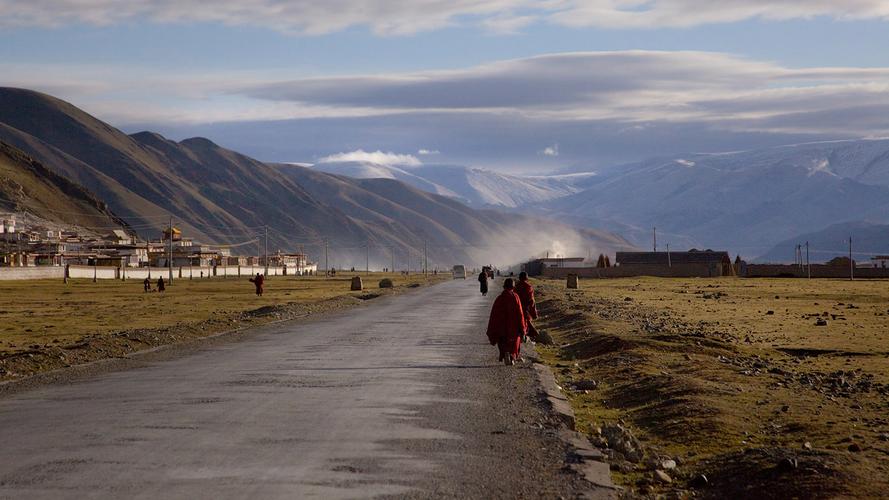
[[806, 241, 811, 279]]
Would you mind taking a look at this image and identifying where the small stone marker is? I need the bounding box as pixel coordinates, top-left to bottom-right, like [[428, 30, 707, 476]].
[[378, 278, 394, 288], [351, 276, 363, 291], [566, 274, 579, 289]]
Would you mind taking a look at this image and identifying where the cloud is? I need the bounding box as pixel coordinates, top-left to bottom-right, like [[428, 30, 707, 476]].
[[418, 149, 440, 155], [0, 0, 538, 35], [9, 51, 889, 140], [7, 51, 889, 172], [548, 1, 889, 29], [2, 1, 889, 34], [541, 144, 559, 156], [239, 51, 889, 136], [317, 149, 422, 166]]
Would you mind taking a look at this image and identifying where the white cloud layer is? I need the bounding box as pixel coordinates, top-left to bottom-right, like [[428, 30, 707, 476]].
[[240, 51, 889, 136], [317, 149, 422, 166], [6, 51, 889, 170], [2, 0, 889, 34]]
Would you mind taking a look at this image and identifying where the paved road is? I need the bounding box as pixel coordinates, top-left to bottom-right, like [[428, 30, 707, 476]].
[[0, 280, 583, 499]]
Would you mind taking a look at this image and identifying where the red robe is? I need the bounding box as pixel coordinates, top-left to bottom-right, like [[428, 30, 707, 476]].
[[486, 289, 526, 359], [249, 275, 265, 296], [514, 280, 538, 320]]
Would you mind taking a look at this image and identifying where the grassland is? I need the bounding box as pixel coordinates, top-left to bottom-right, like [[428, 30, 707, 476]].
[[533, 277, 889, 498], [0, 272, 446, 381]]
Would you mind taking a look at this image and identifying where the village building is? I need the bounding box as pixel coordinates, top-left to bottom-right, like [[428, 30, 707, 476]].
[[522, 257, 587, 275], [869, 256, 889, 268], [616, 249, 732, 270], [1, 219, 318, 275]]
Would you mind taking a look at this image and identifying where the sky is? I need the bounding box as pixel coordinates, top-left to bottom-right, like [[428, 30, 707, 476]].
[[3, 1, 889, 173]]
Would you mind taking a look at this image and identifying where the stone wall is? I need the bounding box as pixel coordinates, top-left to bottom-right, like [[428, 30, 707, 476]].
[[541, 262, 722, 279], [0, 266, 65, 280]]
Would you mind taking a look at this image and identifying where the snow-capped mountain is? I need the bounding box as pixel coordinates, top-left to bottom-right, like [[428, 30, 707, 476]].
[[536, 138, 889, 256], [311, 161, 583, 208]]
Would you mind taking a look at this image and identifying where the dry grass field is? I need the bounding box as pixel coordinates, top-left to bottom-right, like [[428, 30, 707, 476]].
[[534, 277, 889, 498], [0, 272, 447, 381]]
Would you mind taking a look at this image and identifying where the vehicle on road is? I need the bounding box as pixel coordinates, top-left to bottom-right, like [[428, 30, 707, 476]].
[[452, 265, 466, 279]]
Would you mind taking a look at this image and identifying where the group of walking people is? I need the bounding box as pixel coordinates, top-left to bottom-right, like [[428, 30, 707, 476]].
[[482, 271, 538, 366]]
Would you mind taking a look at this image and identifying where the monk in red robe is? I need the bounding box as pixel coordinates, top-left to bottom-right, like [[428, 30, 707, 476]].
[[486, 278, 527, 365], [249, 273, 265, 296], [514, 272, 538, 340]]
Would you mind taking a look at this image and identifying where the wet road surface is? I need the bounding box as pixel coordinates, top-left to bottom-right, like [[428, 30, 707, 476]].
[[0, 280, 582, 499]]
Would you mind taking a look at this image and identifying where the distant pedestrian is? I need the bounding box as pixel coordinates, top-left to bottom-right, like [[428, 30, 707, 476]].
[[249, 273, 265, 296], [143, 277, 151, 292], [515, 272, 539, 341], [157, 276, 165, 292], [485, 278, 526, 366], [478, 270, 489, 296]]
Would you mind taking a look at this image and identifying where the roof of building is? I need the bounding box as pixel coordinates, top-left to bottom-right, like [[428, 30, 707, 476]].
[[616, 249, 730, 266]]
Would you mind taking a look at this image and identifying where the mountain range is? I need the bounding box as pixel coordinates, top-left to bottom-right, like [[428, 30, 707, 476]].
[[0, 87, 631, 267], [0, 141, 125, 233], [537, 141, 889, 260], [315, 139, 889, 262], [311, 161, 590, 208], [756, 221, 889, 264]]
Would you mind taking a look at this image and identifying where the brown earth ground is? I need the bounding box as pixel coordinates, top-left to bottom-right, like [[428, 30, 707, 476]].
[[0, 272, 447, 383], [533, 276, 889, 499]]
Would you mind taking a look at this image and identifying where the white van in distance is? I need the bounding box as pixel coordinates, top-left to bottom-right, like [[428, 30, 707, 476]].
[[452, 265, 466, 279]]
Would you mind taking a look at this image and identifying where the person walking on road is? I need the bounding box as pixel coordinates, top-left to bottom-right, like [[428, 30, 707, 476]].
[[478, 269, 489, 296], [485, 278, 526, 366], [249, 273, 265, 296], [514, 272, 539, 341], [143, 277, 151, 292], [156, 276, 165, 293]]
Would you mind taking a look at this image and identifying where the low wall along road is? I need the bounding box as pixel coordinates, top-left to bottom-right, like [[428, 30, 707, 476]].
[[0, 265, 308, 281]]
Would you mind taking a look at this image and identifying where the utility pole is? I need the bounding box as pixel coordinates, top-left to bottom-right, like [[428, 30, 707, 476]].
[[849, 236, 854, 281], [366, 239, 370, 275], [168, 215, 173, 284], [666, 243, 671, 267], [653, 227, 657, 252], [390, 246, 395, 274], [263, 225, 269, 277], [806, 241, 811, 279], [424, 239, 428, 277], [324, 239, 329, 276]]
